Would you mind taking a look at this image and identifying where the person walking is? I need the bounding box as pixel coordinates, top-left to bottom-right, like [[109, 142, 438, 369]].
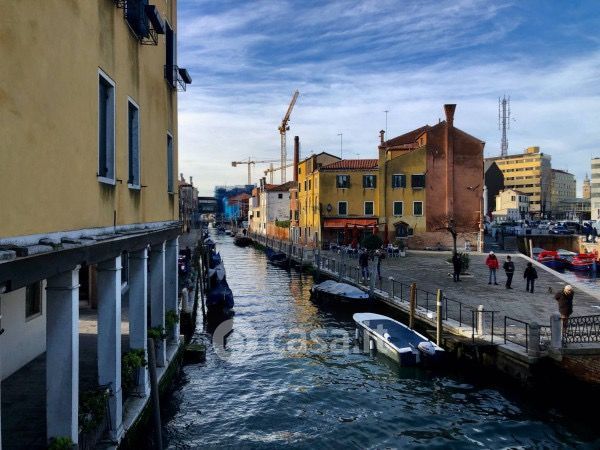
[[485, 251, 499, 285], [375, 248, 385, 281], [503, 255, 515, 289], [555, 285, 574, 336], [523, 262, 538, 293], [452, 252, 462, 282], [359, 249, 370, 281], [592, 226, 598, 244]]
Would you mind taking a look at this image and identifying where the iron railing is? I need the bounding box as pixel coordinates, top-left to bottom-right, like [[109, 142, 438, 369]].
[[504, 316, 529, 352], [563, 314, 600, 344]]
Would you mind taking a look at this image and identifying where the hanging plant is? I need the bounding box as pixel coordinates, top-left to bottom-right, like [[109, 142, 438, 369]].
[[148, 326, 167, 341]]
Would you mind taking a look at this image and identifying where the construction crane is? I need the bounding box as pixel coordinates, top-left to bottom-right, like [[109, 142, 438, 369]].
[[264, 161, 294, 184], [278, 90, 299, 183], [231, 157, 280, 185]]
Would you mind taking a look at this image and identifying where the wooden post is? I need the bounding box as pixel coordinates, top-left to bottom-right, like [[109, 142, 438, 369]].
[[389, 277, 395, 299], [529, 239, 534, 259], [409, 282, 416, 329], [436, 289, 443, 346], [147, 338, 163, 450]]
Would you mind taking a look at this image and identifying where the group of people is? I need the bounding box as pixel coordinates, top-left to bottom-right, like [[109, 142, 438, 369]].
[[484, 251, 539, 292], [583, 223, 598, 243], [358, 248, 386, 281]]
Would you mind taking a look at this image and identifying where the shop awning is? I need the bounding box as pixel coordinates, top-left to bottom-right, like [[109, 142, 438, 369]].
[[323, 218, 377, 228]]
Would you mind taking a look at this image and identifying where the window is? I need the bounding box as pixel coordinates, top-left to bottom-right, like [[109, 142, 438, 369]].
[[413, 201, 423, 216], [304, 180, 308, 191], [365, 201, 374, 216], [411, 174, 425, 189], [511, 195, 515, 201], [308, 180, 312, 190], [167, 133, 174, 192], [392, 174, 406, 188], [298, 167, 302, 174], [363, 175, 376, 188], [98, 70, 115, 183], [278, 193, 283, 199], [126, 0, 150, 38], [336, 175, 350, 188], [393, 201, 403, 216], [257, 211, 260, 218], [128, 99, 140, 188], [165, 22, 177, 87], [338, 201, 347, 215], [25, 282, 42, 319]]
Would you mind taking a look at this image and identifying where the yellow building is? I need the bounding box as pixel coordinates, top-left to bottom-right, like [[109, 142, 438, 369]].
[[0, 1, 190, 446], [486, 147, 552, 217], [318, 159, 380, 244], [493, 189, 530, 221], [296, 152, 340, 245]]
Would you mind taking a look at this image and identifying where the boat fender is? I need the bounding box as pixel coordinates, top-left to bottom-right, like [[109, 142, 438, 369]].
[[383, 332, 391, 341], [369, 338, 375, 350], [418, 341, 437, 356]]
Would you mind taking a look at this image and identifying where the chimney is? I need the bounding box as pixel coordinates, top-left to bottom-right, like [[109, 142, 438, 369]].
[[444, 104, 456, 127], [180, 173, 185, 182], [293, 136, 300, 183], [444, 104, 456, 215], [379, 130, 385, 145], [189, 176, 193, 186]]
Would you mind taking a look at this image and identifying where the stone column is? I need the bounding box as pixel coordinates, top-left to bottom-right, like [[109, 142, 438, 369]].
[[128, 248, 149, 396], [550, 313, 562, 349], [150, 242, 166, 367], [46, 267, 80, 445], [97, 256, 123, 440], [165, 238, 180, 343]]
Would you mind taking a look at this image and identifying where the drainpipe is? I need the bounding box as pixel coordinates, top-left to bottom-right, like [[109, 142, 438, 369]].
[[444, 104, 456, 216]]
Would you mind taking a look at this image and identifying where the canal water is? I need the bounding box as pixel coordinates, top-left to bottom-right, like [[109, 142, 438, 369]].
[[163, 233, 599, 449]]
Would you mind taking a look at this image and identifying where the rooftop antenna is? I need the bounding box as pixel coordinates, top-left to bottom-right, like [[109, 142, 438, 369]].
[[498, 95, 510, 157]]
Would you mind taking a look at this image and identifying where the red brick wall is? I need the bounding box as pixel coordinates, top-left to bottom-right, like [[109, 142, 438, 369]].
[[559, 354, 600, 384]]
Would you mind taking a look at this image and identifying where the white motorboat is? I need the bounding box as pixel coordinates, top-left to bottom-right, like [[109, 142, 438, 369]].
[[354, 312, 444, 366]]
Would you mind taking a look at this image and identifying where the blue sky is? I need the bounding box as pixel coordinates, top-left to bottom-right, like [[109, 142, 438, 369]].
[[177, 0, 600, 195]]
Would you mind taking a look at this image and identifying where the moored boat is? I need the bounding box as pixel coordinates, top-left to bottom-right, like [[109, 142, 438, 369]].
[[265, 248, 288, 268], [537, 250, 566, 270], [233, 235, 253, 247], [311, 280, 370, 305], [354, 312, 444, 366], [206, 279, 235, 313], [569, 253, 597, 272]]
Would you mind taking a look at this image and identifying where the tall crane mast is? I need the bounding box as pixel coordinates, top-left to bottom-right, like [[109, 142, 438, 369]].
[[231, 157, 280, 185], [278, 90, 299, 183]]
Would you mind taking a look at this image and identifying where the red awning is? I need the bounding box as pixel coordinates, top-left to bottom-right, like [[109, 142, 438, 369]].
[[323, 218, 377, 228]]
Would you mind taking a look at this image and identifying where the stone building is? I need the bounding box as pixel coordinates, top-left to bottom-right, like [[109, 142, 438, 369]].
[[550, 169, 576, 217], [582, 173, 591, 200], [591, 158, 600, 220], [0, 1, 190, 446]]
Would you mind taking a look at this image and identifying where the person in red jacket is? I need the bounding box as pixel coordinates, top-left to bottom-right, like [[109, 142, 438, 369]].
[[485, 251, 499, 285]]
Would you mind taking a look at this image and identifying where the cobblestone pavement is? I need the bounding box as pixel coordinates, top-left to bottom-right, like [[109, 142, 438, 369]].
[[321, 250, 600, 327]]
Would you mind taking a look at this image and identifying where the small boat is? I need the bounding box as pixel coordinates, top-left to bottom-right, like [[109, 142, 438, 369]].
[[234, 235, 253, 247], [569, 253, 597, 272], [537, 250, 566, 270], [206, 279, 234, 313], [225, 229, 233, 236], [354, 313, 444, 366], [265, 248, 288, 268], [310, 280, 370, 305]]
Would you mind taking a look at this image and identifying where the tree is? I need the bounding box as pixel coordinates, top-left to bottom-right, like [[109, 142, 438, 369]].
[[430, 213, 478, 255]]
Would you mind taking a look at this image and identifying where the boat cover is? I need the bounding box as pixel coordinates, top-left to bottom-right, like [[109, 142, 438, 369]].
[[314, 280, 369, 299], [208, 262, 226, 281]]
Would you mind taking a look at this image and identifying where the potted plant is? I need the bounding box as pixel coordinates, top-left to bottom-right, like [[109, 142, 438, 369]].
[[121, 349, 147, 396], [165, 310, 179, 336]]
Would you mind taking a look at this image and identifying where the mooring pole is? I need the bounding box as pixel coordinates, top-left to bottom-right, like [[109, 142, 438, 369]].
[[409, 282, 416, 329], [147, 338, 163, 450], [436, 289, 443, 346]]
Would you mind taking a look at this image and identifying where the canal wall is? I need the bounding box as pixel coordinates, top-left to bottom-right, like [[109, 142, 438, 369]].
[[249, 232, 600, 390]]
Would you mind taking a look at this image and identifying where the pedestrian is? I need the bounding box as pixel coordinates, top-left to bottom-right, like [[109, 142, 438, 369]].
[[555, 285, 574, 335], [523, 262, 538, 293], [452, 252, 462, 282], [584, 224, 591, 242], [503, 255, 515, 289], [593, 226, 598, 244], [375, 248, 385, 281], [485, 251, 499, 285], [359, 249, 370, 281]]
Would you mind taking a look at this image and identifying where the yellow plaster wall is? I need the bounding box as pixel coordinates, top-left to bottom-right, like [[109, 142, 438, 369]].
[[0, 0, 178, 238]]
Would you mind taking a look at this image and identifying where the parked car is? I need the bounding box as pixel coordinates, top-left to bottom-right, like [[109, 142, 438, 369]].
[[559, 221, 581, 233], [550, 225, 573, 235]]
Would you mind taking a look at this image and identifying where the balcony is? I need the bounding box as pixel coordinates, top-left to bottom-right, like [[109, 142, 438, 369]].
[[164, 65, 192, 91]]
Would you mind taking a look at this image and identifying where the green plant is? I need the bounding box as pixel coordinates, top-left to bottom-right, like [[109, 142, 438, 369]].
[[148, 326, 167, 341], [275, 220, 291, 228], [48, 436, 74, 450], [79, 388, 109, 434], [361, 234, 383, 250], [448, 252, 470, 273], [166, 310, 179, 332], [122, 349, 147, 393]]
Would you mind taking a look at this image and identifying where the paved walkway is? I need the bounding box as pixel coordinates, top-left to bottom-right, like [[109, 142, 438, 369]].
[[322, 250, 600, 327]]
